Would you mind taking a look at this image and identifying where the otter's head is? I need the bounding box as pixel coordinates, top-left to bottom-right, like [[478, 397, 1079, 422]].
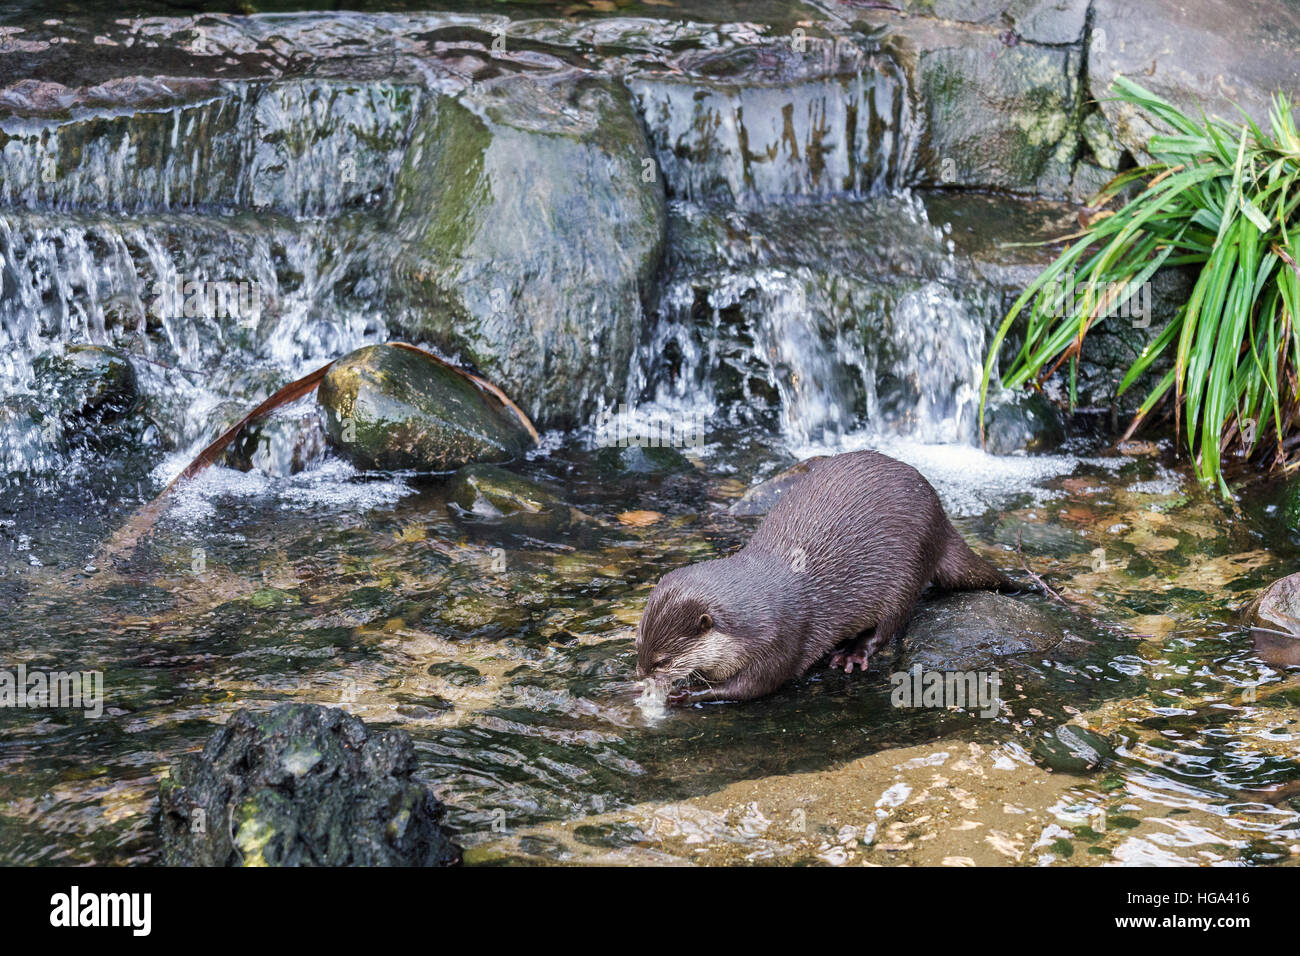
[[635, 561, 780, 697]]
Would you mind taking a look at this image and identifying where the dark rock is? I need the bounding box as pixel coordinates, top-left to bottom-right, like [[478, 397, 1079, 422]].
[[730, 457, 826, 516], [1243, 572, 1300, 668], [1032, 723, 1115, 773], [32, 345, 136, 421], [158, 703, 461, 867], [901, 591, 1067, 671], [317, 343, 533, 471], [390, 71, 666, 429], [983, 391, 1066, 454]]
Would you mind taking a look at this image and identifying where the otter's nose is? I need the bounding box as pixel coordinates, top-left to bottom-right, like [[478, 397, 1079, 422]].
[[634, 662, 648, 680]]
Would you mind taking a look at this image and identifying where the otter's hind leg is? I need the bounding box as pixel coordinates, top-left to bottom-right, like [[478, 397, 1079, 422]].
[[829, 612, 906, 673], [933, 524, 1009, 592]]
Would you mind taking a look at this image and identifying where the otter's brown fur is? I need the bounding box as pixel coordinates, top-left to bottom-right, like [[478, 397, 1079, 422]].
[[635, 449, 1007, 702]]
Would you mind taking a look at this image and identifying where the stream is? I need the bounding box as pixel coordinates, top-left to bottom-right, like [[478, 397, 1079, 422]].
[[1, 2, 1298, 867]]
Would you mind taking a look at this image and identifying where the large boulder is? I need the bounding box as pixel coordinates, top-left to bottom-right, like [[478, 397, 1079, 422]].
[[158, 703, 462, 867], [389, 71, 666, 429], [317, 343, 534, 472], [901, 591, 1068, 671]]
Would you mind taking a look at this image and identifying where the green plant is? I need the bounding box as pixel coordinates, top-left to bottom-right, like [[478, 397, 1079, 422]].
[[979, 77, 1300, 494]]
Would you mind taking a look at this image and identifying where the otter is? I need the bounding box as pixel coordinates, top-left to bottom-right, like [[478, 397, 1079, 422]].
[[635, 449, 1010, 703]]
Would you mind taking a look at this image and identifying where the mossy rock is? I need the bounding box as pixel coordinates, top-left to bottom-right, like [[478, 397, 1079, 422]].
[[447, 464, 563, 516], [593, 444, 691, 477], [157, 703, 461, 866], [317, 343, 533, 471], [389, 71, 666, 429]]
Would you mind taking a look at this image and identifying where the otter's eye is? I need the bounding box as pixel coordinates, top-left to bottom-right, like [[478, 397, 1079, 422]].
[[652, 656, 671, 670]]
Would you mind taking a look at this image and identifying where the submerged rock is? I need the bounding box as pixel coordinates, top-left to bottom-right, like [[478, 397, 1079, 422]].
[[1243, 573, 1300, 668], [729, 457, 826, 517], [1032, 724, 1115, 774], [445, 463, 584, 539], [448, 463, 563, 517], [317, 343, 533, 471], [901, 591, 1067, 671], [593, 444, 691, 478], [390, 71, 666, 428], [158, 703, 462, 867]]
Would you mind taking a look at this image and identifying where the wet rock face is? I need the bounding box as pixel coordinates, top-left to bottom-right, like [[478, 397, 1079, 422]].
[[390, 71, 666, 429], [905, 24, 1082, 196], [157, 703, 462, 867], [317, 343, 534, 471], [1244, 573, 1300, 667], [900, 591, 1067, 671]]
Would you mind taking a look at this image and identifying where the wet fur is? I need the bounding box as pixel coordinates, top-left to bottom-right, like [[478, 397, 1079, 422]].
[[636, 450, 1008, 702]]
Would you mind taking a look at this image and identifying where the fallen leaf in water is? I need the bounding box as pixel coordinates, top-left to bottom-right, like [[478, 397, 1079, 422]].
[[619, 510, 662, 527]]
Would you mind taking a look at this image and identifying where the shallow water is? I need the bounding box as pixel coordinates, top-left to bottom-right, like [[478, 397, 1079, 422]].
[[1, 425, 1297, 866]]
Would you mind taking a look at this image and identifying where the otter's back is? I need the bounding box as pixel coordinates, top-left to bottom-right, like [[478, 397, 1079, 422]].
[[744, 451, 949, 630]]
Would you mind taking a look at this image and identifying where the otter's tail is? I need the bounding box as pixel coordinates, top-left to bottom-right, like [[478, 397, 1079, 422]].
[[933, 522, 1015, 592]]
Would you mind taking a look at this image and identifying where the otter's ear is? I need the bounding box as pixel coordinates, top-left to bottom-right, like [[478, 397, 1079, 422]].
[[697, 613, 712, 634]]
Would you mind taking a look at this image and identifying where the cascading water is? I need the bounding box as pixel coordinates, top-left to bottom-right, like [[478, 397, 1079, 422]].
[[1, 14, 1017, 490], [0, 78, 420, 484], [629, 193, 1002, 457]]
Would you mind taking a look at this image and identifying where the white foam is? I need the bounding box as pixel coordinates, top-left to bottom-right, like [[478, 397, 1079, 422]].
[[634, 678, 670, 721], [155, 455, 411, 526], [786, 433, 1087, 517]]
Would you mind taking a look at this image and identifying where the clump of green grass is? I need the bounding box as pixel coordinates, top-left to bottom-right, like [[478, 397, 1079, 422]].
[[980, 77, 1300, 495]]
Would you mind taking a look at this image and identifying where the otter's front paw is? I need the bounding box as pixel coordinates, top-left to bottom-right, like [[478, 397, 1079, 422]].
[[829, 648, 871, 673], [667, 686, 705, 707]]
